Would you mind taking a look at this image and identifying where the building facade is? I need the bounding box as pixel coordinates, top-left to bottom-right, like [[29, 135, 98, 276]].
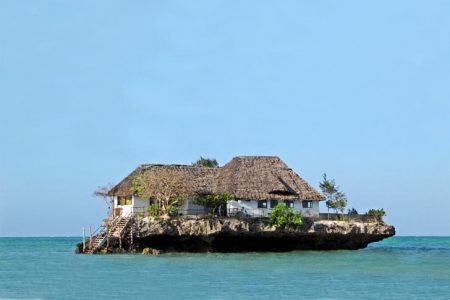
[[107, 156, 324, 218]]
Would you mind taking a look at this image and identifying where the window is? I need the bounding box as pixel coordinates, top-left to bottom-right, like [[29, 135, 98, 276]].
[[257, 200, 267, 208], [118, 196, 132, 206], [302, 200, 313, 208], [270, 200, 278, 208], [284, 200, 294, 208]]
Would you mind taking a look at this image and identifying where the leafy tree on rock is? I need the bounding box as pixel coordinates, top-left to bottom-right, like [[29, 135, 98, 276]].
[[192, 157, 219, 167], [319, 173, 348, 219], [333, 191, 348, 215], [366, 208, 386, 223], [319, 173, 338, 219], [347, 208, 358, 215], [130, 168, 192, 216]]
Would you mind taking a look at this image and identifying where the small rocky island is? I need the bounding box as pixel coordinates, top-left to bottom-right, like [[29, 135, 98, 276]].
[[76, 216, 395, 254], [76, 156, 395, 254]]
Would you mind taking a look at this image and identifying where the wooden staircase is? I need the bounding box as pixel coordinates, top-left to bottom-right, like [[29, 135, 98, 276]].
[[109, 217, 131, 238], [83, 216, 132, 254], [84, 232, 106, 254]]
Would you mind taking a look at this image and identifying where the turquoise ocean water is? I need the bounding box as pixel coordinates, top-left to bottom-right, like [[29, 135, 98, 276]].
[[0, 237, 449, 299]]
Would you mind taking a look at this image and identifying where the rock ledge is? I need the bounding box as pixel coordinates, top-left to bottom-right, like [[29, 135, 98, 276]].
[[133, 217, 395, 252]]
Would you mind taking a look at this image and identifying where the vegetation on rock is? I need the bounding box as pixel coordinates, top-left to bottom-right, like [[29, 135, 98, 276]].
[[331, 192, 348, 215], [146, 204, 159, 216], [319, 173, 348, 217], [194, 192, 234, 215], [192, 157, 219, 167], [269, 204, 302, 229], [130, 169, 192, 216], [366, 208, 386, 222], [347, 208, 358, 215]]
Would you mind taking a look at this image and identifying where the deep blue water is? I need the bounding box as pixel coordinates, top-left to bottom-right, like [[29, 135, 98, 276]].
[[0, 237, 449, 299]]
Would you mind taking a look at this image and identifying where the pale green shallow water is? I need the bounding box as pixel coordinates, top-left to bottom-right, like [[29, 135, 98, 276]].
[[0, 237, 449, 299]]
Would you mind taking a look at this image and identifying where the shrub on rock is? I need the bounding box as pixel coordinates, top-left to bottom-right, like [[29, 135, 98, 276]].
[[269, 204, 302, 229]]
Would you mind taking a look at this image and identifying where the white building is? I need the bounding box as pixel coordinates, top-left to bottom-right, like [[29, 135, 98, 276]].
[[227, 199, 320, 218], [107, 156, 324, 218]]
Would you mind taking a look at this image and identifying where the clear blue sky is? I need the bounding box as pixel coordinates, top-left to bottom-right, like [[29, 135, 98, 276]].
[[1, 1, 449, 236]]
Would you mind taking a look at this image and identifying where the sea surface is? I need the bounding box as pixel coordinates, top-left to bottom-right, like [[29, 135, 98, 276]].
[[0, 237, 449, 299]]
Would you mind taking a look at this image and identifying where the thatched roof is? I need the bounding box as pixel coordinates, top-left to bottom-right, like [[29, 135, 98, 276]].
[[107, 164, 219, 197], [217, 156, 324, 201], [107, 156, 324, 201]]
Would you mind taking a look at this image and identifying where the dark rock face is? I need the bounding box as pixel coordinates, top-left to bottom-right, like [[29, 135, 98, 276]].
[[131, 217, 395, 252], [76, 217, 395, 253]]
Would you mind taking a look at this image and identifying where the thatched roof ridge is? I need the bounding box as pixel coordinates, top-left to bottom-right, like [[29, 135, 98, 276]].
[[107, 164, 219, 197], [107, 156, 324, 201], [106, 165, 147, 197], [217, 156, 323, 201]]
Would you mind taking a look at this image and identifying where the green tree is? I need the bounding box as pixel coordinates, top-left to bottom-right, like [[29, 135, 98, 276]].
[[366, 208, 386, 222], [194, 192, 234, 215], [333, 191, 348, 215], [319, 174, 348, 219], [192, 157, 219, 167], [347, 208, 358, 215], [319, 173, 338, 219], [269, 204, 302, 229]]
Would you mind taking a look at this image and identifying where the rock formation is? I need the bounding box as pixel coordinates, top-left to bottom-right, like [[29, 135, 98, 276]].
[[76, 217, 395, 253], [135, 217, 394, 252]]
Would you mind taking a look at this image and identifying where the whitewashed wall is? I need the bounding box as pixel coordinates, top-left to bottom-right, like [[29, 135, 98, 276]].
[[132, 196, 149, 213], [113, 196, 320, 217], [113, 196, 131, 216], [227, 199, 320, 217], [298, 200, 320, 217], [113, 196, 149, 217], [178, 198, 189, 214], [179, 199, 205, 215]]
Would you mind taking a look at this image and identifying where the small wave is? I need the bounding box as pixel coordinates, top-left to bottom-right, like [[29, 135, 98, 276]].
[[368, 245, 450, 252]]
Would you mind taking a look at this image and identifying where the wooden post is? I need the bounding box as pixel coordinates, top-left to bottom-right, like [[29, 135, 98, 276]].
[[82, 226, 86, 253], [106, 222, 109, 248], [130, 218, 133, 250], [89, 225, 92, 249]]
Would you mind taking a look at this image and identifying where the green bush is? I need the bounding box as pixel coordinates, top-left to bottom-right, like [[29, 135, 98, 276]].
[[147, 204, 159, 216], [337, 214, 349, 222], [194, 192, 234, 215], [347, 208, 358, 215], [269, 204, 302, 229], [168, 207, 178, 217], [366, 208, 386, 222], [192, 157, 219, 167]]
